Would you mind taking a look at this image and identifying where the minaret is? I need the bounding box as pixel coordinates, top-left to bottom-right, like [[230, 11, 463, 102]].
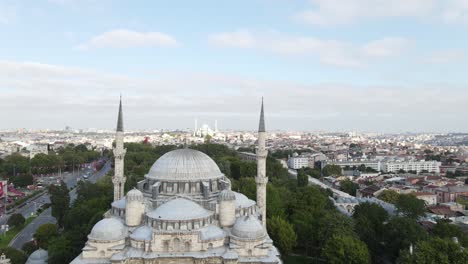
[[112, 96, 126, 201], [256, 98, 268, 228]]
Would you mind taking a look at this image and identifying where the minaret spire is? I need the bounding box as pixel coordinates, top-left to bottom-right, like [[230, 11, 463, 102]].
[[259, 97, 265, 132], [112, 96, 126, 201], [256, 98, 268, 228], [116, 94, 123, 132]]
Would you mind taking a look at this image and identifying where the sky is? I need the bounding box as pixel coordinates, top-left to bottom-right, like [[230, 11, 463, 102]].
[[1, 0, 468, 132]]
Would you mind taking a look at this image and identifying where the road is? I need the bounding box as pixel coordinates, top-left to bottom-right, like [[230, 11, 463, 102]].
[[9, 160, 111, 250]]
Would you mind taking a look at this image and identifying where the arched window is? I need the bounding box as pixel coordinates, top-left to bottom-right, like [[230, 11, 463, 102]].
[[208, 243, 213, 249], [173, 238, 181, 252], [100, 250, 105, 257], [185, 241, 191, 252], [163, 241, 170, 252], [248, 249, 253, 256]]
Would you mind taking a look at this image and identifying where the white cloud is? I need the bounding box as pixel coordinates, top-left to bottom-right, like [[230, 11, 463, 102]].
[[362, 37, 411, 58], [77, 29, 178, 50], [208, 30, 256, 48], [295, 0, 468, 26], [423, 50, 466, 63], [1, 60, 467, 132], [209, 30, 409, 68]]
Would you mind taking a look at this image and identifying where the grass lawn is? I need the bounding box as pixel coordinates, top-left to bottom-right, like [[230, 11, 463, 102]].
[[0, 216, 37, 248]]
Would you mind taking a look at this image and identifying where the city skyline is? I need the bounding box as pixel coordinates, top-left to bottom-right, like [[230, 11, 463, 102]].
[[2, 0, 468, 132]]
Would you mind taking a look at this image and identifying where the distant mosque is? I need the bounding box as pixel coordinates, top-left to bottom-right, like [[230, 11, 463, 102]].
[[71, 98, 282, 264], [193, 119, 219, 138]]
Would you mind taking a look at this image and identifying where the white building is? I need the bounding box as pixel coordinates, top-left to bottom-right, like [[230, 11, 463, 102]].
[[71, 99, 281, 264], [382, 160, 441, 174], [331, 160, 381, 172], [287, 154, 308, 169]]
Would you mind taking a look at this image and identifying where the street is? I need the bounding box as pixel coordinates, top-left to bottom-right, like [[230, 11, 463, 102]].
[[8, 160, 112, 250]]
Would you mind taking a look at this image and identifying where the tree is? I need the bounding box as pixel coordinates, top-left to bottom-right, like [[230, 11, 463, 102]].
[[340, 179, 358, 196], [21, 241, 38, 255], [322, 234, 370, 264], [353, 202, 389, 253], [0, 247, 27, 264], [297, 169, 309, 187], [378, 190, 400, 204], [267, 216, 297, 255], [7, 213, 25, 227], [322, 165, 342, 177], [395, 194, 427, 219], [397, 237, 468, 264], [48, 182, 70, 227], [384, 217, 428, 260], [266, 184, 287, 218], [34, 223, 58, 249], [47, 236, 74, 264], [432, 219, 468, 247], [10, 173, 33, 187]]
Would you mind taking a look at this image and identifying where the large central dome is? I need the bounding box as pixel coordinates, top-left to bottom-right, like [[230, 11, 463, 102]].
[[146, 149, 223, 181]]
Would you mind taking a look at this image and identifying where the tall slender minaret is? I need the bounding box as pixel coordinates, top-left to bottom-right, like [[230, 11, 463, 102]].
[[112, 96, 126, 201], [256, 98, 268, 228]]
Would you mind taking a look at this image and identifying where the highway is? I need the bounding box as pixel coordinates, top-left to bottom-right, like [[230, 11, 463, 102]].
[[9, 160, 112, 250]]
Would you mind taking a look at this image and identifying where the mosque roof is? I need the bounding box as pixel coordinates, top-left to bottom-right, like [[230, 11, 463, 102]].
[[147, 198, 212, 221], [146, 149, 224, 181], [89, 218, 126, 241]]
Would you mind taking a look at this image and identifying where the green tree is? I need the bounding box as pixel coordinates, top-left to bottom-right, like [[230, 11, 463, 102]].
[[267, 216, 297, 255], [10, 173, 33, 187], [21, 241, 38, 255], [322, 165, 342, 177], [322, 234, 370, 264], [395, 194, 427, 219], [340, 179, 358, 196], [49, 182, 70, 227], [266, 184, 287, 218], [34, 223, 58, 249], [0, 247, 27, 264], [353, 202, 389, 254], [378, 190, 400, 204], [47, 236, 74, 264], [7, 213, 25, 227], [397, 237, 468, 264], [297, 169, 309, 187], [432, 219, 468, 247], [384, 217, 428, 260]]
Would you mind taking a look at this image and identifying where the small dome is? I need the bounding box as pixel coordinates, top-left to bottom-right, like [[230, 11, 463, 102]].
[[126, 188, 144, 202], [89, 218, 126, 241], [218, 189, 236, 202], [231, 215, 265, 240], [200, 225, 225, 241], [233, 192, 256, 208], [147, 198, 212, 221], [26, 249, 48, 264], [130, 226, 152, 241], [111, 197, 126, 209], [146, 149, 223, 181]]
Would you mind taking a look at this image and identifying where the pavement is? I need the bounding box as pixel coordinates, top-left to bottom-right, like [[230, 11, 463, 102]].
[[8, 160, 111, 250]]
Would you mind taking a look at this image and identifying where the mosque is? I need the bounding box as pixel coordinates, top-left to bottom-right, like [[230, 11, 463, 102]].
[[70, 99, 282, 264]]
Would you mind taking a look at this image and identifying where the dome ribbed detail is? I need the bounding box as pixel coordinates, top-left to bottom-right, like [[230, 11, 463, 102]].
[[146, 149, 223, 181]]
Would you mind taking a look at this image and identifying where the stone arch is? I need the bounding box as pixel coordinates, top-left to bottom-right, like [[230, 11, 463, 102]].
[[173, 238, 181, 251], [185, 241, 191, 252], [163, 241, 170, 252]]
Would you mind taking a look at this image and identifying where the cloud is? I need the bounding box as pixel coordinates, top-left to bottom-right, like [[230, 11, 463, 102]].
[[1, 60, 468, 132], [209, 30, 410, 68], [295, 0, 468, 26], [362, 37, 411, 58], [423, 50, 466, 64], [77, 29, 178, 50]]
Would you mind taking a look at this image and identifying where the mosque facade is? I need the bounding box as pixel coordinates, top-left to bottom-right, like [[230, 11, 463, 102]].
[[70, 99, 281, 264]]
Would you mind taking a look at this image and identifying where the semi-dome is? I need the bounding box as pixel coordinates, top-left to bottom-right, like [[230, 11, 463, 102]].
[[146, 149, 223, 181], [130, 226, 152, 241], [218, 189, 236, 202], [26, 248, 48, 264], [231, 215, 266, 240], [89, 218, 126, 241], [147, 198, 212, 221]]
